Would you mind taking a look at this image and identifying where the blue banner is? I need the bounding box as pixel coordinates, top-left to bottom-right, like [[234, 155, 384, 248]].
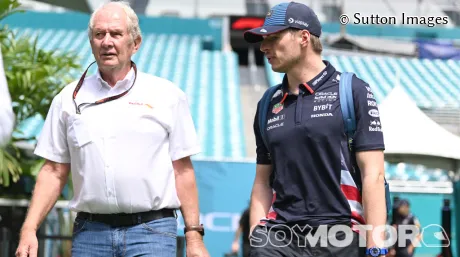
[[416, 40, 460, 60], [180, 160, 256, 257]]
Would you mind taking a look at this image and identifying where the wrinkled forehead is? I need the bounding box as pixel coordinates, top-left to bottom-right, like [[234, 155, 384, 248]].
[[93, 7, 128, 29]]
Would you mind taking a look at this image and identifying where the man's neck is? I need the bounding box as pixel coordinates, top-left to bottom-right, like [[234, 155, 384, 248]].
[[99, 64, 132, 87], [286, 54, 325, 94]]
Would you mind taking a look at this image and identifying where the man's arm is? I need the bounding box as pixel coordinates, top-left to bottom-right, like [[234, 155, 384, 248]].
[[250, 99, 274, 233], [231, 224, 243, 253], [356, 150, 386, 249], [173, 156, 202, 242], [233, 225, 243, 243], [249, 164, 273, 233], [21, 160, 70, 233], [350, 75, 386, 251]]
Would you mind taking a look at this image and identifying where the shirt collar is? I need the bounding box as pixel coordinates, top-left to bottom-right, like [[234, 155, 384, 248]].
[[281, 60, 336, 94], [96, 67, 135, 91]]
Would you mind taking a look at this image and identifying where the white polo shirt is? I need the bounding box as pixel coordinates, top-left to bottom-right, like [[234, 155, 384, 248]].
[[0, 51, 14, 147], [34, 67, 201, 214]]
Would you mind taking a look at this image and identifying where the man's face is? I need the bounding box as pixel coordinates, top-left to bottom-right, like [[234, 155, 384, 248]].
[[259, 29, 302, 73], [398, 205, 410, 217], [90, 6, 140, 72]]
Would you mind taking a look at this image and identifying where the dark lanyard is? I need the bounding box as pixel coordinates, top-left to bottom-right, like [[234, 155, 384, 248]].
[[72, 61, 138, 114]]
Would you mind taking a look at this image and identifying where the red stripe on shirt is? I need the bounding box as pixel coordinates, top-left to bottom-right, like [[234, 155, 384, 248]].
[[341, 184, 362, 202]]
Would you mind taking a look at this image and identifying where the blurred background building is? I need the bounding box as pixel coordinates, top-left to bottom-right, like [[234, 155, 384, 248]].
[[0, 0, 459, 256]]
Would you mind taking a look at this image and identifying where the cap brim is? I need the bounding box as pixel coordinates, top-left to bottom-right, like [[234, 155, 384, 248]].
[[244, 25, 290, 43]]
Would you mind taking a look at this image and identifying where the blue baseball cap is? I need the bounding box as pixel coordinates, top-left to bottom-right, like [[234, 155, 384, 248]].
[[244, 2, 322, 43]]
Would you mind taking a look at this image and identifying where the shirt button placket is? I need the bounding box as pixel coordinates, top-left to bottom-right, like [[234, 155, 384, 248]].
[[105, 130, 118, 212]]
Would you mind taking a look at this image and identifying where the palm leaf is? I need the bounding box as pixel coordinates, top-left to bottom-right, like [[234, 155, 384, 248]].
[[0, 146, 22, 187], [0, 0, 22, 21], [0, 0, 81, 187]]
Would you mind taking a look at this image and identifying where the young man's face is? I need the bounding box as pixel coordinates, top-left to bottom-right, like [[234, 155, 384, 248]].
[[90, 5, 141, 73], [259, 29, 302, 73]]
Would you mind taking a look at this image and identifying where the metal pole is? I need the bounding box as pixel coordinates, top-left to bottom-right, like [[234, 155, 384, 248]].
[[38, 227, 46, 257], [248, 47, 259, 88], [440, 199, 453, 257], [454, 162, 460, 257], [0, 227, 10, 257], [176, 236, 185, 257]]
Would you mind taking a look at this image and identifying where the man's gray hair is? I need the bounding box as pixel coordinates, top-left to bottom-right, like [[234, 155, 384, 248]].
[[88, 1, 142, 42]]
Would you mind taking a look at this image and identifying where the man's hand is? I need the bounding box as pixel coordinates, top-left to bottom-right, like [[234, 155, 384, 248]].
[[249, 164, 272, 232], [16, 159, 70, 257], [186, 236, 210, 257], [407, 244, 415, 255], [15, 229, 38, 257], [231, 241, 240, 253], [388, 248, 396, 257]]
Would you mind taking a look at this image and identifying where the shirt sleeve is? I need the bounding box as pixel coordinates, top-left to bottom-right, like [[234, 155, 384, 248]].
[[0, 51, 14, 147], [254, 102, 271, 164], [34, 94, 71, 163], [351, 75, 385, 152], [168, 92, 201, 161]]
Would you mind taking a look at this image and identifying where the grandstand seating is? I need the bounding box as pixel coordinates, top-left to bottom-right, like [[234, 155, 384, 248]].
[[11, 27, 246, 160], [264, 55, 460, 109], [385, 162, 451, 182]]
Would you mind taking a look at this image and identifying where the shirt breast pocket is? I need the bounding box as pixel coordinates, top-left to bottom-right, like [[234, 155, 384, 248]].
[[67, 116, 92, 148]]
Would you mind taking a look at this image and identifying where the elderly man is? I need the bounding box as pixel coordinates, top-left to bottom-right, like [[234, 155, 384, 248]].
[[15, 2, 208, 257]]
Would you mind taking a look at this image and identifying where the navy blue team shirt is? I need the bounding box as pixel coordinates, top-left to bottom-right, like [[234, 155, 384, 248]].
[[254, 60, 385, 228]]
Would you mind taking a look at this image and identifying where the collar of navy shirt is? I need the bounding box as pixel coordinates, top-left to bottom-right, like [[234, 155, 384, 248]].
[[280, 60, 337, 96]]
